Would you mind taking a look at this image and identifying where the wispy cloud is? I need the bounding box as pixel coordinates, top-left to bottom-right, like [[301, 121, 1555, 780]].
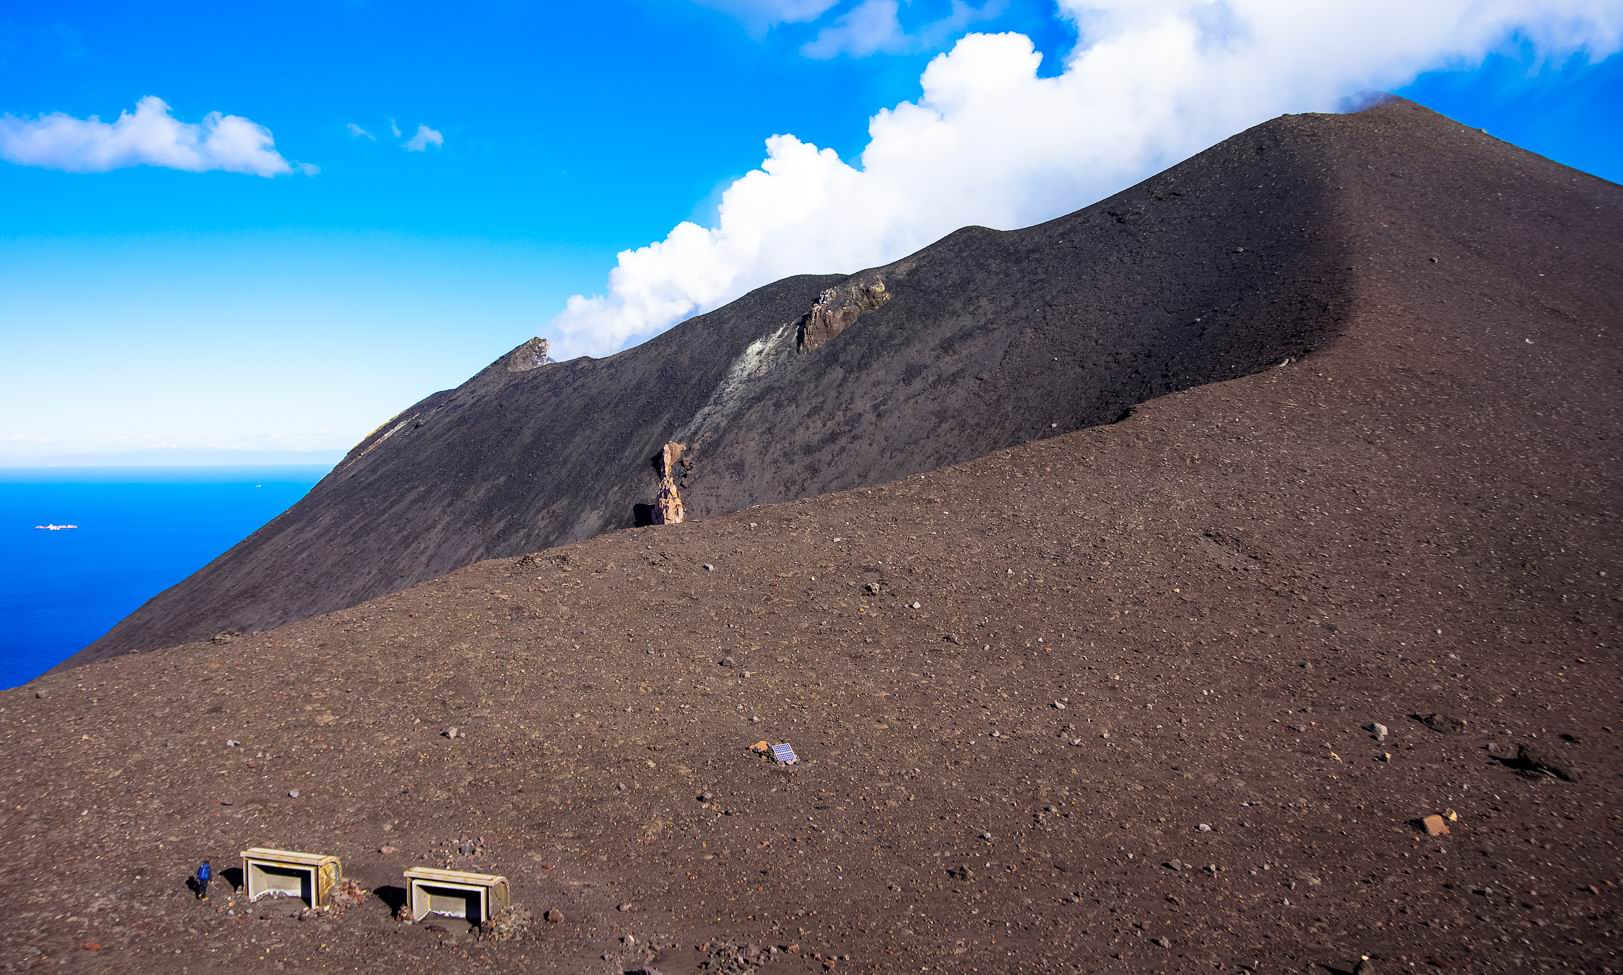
[[695, 0, 842, 31], [402, 124, 443, 152], [802, 0, 1003, 58], [389, 118, 403, 139], [346, 121, 376, 141], [550, 0, 1623, 358], [0, 96, 302, 177]]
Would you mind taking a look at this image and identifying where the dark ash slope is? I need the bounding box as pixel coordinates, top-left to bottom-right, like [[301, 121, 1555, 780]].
[[68, 99, 1483, 664], [6, 99, 1621, 974]]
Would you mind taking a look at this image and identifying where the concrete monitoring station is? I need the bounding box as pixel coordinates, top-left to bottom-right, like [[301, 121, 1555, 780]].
[[403, 867, 510, 925], [241, 848, 343, 909]]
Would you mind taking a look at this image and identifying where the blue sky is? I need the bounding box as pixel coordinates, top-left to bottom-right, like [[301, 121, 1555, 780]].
[[2, 0, 1620, 465]]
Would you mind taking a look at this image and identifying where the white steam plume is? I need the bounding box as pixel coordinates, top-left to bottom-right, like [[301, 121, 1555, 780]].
[[548, 0, 1623, 358]]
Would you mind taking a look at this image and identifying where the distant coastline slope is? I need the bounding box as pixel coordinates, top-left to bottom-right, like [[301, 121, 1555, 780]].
[[70, 97, 1617, 666]]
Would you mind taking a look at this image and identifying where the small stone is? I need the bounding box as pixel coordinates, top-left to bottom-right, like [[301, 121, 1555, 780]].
[[314, 713, 336, 727], [459, 841, 476, 856], [1153, 935, 1171, 948], [617, 901, 634, 912], [1367, 722, 1389, 740], [703, 563, 715, 573], [1164, 859, 1184, 871], [226, 739, 241, 748], [81, 942, 102, 952], [698, 791, 714, 802], [34, 690, 45, 699], [1197, 823, 1212, 833], [1417, 712, 1466, 734], [910, 601, 922, 610], [544, 908, 564, 924], [718, 656, 736, 668], [443, 727, 460, 739], [287, 789, 301, 799], [379, 845, 398, 854], [1353, 955, 1376, 975], [864, 582, 880, 595], [1421, 814, 1449, 836]]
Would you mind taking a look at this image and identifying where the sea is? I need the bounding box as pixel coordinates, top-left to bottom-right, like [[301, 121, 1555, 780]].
[[0, 466, 328, 689]]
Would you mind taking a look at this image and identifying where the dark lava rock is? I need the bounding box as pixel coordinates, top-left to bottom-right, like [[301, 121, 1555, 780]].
[[1508, 744, 1581, 782], [1414, 712, 1467, 734]]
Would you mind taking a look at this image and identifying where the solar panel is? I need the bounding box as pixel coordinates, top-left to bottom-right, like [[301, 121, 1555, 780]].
[[770, 743, 798, 765]]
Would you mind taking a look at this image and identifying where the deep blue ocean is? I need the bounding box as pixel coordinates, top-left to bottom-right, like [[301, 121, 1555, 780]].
[[0, 466, 327, 689]]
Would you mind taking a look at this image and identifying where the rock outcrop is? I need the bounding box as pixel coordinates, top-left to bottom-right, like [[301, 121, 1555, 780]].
[[653, 442, 686, 525], [503, 337, 552, 372], [795, 278, 890, 353]]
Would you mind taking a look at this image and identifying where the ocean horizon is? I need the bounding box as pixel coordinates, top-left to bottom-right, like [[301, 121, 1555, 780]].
[[0, 465, 328, 689]]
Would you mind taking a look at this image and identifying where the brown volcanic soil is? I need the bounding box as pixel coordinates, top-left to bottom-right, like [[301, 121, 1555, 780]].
[[4, 99, 1622, 974]]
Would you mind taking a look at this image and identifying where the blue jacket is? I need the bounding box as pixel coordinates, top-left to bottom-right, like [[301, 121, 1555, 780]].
[[198, 862, 211, 882]]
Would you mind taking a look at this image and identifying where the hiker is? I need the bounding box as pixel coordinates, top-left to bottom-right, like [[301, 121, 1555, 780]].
[[196, 860, 211, 901]]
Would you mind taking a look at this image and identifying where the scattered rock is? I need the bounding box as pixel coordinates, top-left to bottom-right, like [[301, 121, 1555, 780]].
[[544, 908, 564, 924], [864, 582, 881, 595], [718, 656, 736, 668], [479, 906, 534, 942], [698, 791, 714, 802], [910, 601, 922, 610], [1420, 814, 1450, 836], [1153, 935, 1171, 948], [1508, 744, 1580, 781], [1197, 823, 1212, 833], [226, 739, 241, 748], [314, 713, 337, 727], [702, 563, 715, 573], [1354, 954, 1376, 975], [81, 942, 102, 952], [33, 690, 45, 699], [379, 845, 398, 855], [329, 879, 368, 911], [1367, 722, 1389, 740], [287, 789, 301, 799], [617, 901, 634, 912], [443, 727, 461, 740]]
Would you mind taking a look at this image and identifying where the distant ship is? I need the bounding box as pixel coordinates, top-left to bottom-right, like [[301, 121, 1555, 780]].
[[34, 524, 79, 531]]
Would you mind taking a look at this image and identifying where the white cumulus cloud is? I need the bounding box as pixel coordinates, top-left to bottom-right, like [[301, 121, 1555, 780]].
[[403, 124, 443, 151], [0, 96, 300, 176], [547, 0, 1623, 359]]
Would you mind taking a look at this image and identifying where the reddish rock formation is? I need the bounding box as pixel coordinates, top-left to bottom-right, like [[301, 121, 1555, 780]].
[[653, 442, 686, 525]]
